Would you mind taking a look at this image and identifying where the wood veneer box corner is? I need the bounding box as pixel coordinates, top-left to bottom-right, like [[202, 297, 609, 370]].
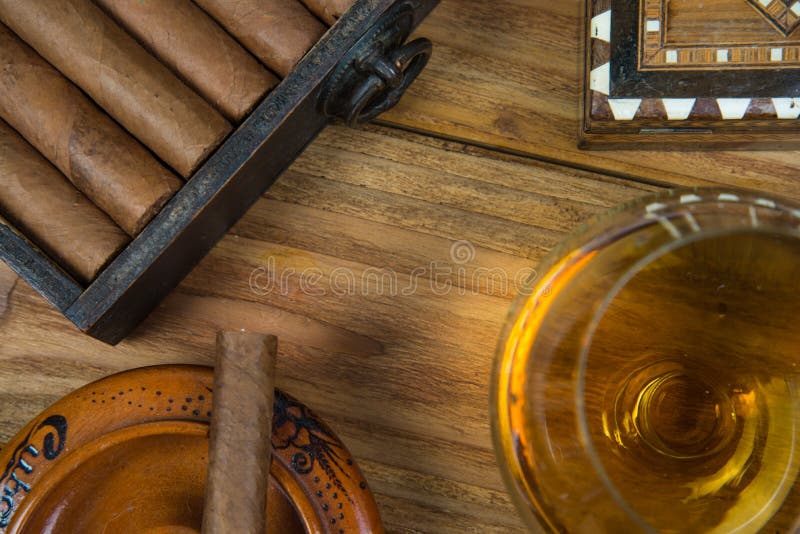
[[579, 0, 800, 150]]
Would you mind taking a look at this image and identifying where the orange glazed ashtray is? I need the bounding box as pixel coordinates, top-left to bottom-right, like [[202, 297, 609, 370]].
[[0, 365, 381, 533]]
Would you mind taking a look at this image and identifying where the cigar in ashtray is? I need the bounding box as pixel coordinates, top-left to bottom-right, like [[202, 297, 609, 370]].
[[195, 0, 326, 78], [202, 331, 278, 534], [0, 120, 129, 284], [0, 23, 181, 237], [96, 0, 279, 123], [0, 0, 232, 178]]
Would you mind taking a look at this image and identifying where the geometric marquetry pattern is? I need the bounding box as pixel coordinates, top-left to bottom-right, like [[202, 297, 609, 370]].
[[588, 5, 800, 121], [641, 0, 800, 68], [747, 0, 800, 37]]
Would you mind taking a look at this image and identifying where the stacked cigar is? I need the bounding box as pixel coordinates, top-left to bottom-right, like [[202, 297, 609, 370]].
[[0, 0, 353, 284]]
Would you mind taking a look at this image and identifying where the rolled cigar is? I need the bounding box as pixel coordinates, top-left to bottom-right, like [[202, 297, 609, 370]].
[[96, 0, 278, 123], [0, 120, 128, 284], [195, 0, 326, 77], [0, 0, 232, 178], [300, 0, 355, 25], [202, 331, 278, 534], [0, 24, 181, 236]]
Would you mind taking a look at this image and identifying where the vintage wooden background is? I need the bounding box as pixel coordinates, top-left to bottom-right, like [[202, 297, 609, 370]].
[[1, 1, 797, 532]]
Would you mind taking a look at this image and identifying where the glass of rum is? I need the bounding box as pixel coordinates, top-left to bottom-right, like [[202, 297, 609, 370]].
[[492, 188, 800, 533]]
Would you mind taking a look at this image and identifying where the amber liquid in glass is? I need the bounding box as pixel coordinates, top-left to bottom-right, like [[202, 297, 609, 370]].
[[577, 229, 800, 532]]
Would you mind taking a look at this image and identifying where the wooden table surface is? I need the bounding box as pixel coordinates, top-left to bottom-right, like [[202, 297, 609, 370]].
[[0, 1, 797, 532]]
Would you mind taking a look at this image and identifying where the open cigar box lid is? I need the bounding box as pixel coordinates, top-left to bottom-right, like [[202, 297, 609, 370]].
[[0, 366, 382, 533]]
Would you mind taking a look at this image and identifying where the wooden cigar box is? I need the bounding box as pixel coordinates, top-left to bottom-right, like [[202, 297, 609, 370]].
[[581, 0, 800, 149], [0, 0, 438, 344]]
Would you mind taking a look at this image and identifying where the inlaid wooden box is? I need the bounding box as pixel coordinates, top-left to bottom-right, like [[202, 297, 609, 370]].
[[0, 0, 438, 344], [581, 0, 800, 148]]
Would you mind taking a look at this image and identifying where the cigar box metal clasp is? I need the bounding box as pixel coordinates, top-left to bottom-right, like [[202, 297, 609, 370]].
[[320, 0, 432, 125]]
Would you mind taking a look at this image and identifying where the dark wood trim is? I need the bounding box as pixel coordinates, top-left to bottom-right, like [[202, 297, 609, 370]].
[[0, 221, 82, 312]]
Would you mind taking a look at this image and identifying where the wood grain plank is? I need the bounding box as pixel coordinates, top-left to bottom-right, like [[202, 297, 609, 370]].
[[0, 262, 17, 319], [379, 0, 800, 196], [0, 125, 658, 532]]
